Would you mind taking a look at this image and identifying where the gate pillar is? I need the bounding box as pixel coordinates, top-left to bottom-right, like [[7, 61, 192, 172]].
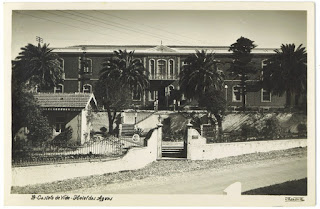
[[157, 122, 163, 159], [186, 119, 193, 160]]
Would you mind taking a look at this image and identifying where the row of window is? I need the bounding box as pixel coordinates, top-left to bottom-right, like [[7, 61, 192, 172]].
[[54, 84, 92, 93], [149, 59, 175, 78], [58, 57, 269, 77], [232, 85, 271, 102]]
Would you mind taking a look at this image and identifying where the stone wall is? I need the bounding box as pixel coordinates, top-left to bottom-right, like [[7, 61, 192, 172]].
[[187, 127, 307, 160]]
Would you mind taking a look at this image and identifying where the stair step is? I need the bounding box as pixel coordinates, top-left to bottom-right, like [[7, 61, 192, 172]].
[[157, 157, 187, 161]]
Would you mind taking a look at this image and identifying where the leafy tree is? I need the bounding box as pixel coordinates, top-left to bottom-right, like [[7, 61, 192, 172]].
[[94, 79, 132, 134], [198, 88, 226, 133], [100, 50, 149, 94], [12, 87, 52, 148], [262, 44, 307, 108], [228, 37, 257, 111], [12, 43, 63, 91], [180, 49, 224, 99]]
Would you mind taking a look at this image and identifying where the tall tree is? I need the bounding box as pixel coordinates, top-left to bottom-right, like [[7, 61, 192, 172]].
[[180, 50, 225, 131], [12, 43, 63, 91], [94, 79, 132, 134], [180, 49, 225, 99], [262, 44, 307, 108], [12, 43, 62, 146], [228, 37, 257, 111], [100, 50, 149, 94], [198, 88, 226, 135], [98, 50, 149, 133]]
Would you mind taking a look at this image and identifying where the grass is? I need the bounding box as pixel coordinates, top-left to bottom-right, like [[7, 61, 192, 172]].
[[11, 147, 306, 194], [243, 178, 307, 196]]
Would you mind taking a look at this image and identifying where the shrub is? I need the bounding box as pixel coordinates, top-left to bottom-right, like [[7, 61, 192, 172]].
[[240, 124, 259, 141], [261, 117, 283, 140], [297, 123, 307, 137]]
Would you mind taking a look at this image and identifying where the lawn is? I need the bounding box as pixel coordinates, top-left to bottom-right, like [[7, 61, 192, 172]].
[[243, 178, 307, 195], [11, 147, 306, 194]]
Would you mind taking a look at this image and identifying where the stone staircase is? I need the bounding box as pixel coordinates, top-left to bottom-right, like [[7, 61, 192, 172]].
[[161, 145, 186, 158], [121, 124, 135, 136]]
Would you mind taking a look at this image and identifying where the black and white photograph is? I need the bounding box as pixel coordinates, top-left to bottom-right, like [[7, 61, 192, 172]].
[[2, 1, 316, 207]]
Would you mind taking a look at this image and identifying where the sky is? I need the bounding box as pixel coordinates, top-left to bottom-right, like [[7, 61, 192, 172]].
[[11, 10, 307, 59]]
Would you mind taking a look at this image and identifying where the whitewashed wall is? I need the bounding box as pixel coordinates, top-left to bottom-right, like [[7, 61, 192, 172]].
[[187, 128, 307, 160], [12, 128, 159, 187]]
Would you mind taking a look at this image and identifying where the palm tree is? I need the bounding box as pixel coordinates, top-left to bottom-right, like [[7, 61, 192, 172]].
[[180, 50, 225, 134], [179, 49, 225, 99], [100, 50, 149, 94], [262, 44, 307, 108], [13, 43, 63, 90]]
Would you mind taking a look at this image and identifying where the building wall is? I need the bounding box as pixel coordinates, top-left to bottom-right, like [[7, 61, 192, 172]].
[[56, 51, 285, 109], [44, 110, 82, 144]]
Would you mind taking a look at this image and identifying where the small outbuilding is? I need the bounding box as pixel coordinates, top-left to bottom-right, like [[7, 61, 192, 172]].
[[34, 93, 97, 145]]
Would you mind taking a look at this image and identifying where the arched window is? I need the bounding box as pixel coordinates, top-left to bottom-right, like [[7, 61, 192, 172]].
[[149, 59, 155, 79], [135, 58, 143, 64], [157, 59, 167, 79], [83, 84, 92, 93], [232, 85, 242, 102], [168, 85, 174, 96], [54, 84, 64, 93], [169, 59, 174, 79]]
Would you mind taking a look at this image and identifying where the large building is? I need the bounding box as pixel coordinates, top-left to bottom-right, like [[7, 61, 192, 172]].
[[51, 45, 286, 110]]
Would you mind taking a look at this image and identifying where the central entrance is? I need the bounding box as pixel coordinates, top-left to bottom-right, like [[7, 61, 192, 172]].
[[160, 115, 187, 159]]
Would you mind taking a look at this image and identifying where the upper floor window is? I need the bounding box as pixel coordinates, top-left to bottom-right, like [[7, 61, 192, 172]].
[[83, 84, 92, 93], [132, 89, 141, 101], [149, 59, 155, 78], [261, 59, 268, 80], [54, 84, 64, 93], [157, 60, 167, 79], [135, 58, 143, 64], [80, 58, 92, 73], [232, 85, 242, 102], [261, 88, 271, 102], [58, 58, 64, 72], [169, 59, 174, 79]]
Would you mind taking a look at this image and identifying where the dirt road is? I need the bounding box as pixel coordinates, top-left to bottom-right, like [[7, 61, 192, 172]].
[[69, 155, 307, 194]]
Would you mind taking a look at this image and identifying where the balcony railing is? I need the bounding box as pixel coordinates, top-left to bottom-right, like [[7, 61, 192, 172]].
[[149, 73, 178, 80]]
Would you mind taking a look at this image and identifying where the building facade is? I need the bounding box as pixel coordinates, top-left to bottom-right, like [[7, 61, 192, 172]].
[[51, 45, 286, 110]]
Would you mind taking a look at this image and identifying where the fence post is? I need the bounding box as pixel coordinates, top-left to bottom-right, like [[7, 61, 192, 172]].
[[200, 124, 204, 136], [118, 124, 122, 138], [157, 121, 163, 160], [215, 121, 219, 141], [119, 112, 124, 138], [186, 119, 193, 160]]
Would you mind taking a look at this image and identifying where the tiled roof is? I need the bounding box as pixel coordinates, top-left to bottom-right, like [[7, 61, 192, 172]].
[[34, 93, 94, 108]]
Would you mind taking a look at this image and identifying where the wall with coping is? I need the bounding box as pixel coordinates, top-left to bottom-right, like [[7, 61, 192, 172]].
[[12, 128, 159, 187], [187, 127, 307, 160]]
